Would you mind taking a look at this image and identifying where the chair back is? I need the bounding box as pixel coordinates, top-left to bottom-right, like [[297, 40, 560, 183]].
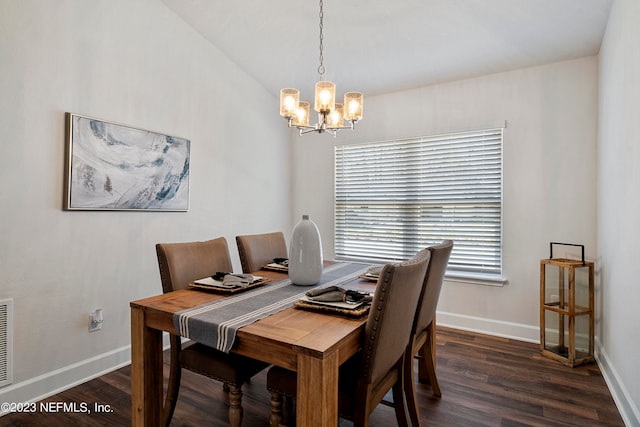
[[413, 240, 453, 335], [361, 249, 431, 386], [235, 232, 287, 273], [156, 237, 233, 293]]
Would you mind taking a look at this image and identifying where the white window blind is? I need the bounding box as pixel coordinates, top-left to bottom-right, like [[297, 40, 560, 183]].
[[335, 128, 503, 276]]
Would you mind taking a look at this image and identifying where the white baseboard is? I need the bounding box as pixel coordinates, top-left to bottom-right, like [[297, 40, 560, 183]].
[[437, 310, 539, 343], [0, 345, 131, 416], [0, 335, 171, 417], [595, 337, 640, 427]]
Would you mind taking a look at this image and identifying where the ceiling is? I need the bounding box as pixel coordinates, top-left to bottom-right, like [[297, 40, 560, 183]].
[[161, 0, 613, 101]]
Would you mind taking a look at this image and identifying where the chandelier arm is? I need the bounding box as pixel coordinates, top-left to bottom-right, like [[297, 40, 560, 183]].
[[299, 127, 323, 135], [295, 124, 317, 131]]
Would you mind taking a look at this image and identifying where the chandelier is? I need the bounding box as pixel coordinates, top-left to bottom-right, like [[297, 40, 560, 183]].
[[279, 0, 363, 137]]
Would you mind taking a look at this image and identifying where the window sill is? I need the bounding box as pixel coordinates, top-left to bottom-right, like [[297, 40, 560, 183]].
[[445, 272, 507, 287]]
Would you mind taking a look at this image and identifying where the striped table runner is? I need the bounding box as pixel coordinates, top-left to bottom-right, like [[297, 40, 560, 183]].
[[173, 262, 370, 352]]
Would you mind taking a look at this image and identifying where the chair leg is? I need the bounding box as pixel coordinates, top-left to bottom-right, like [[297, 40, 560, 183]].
[[223, 382, 230, 404], [392, 370, 410, 427], [353, 412, 371, 427], [269, 391, 284, 427], [228, 384, 243, 427], [404, 349, 422, 427], [283, 396, 294, 426], [418, 324, 441, 397], [162, 335, 182, 427]]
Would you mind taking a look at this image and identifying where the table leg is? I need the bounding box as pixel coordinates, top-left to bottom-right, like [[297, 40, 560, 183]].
[[296, 351, 339, 427], [131, 307, 163, 426]]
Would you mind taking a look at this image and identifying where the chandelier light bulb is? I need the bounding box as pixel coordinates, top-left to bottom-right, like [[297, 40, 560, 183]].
[[280, 88, 300, 117], [284, 96, 296, 111], [293, 101, 310, 127], [327, 103, 344, 129], [320, 90, 331, 105], [344, 92, 363, 122], [314, 81, 336, 113]]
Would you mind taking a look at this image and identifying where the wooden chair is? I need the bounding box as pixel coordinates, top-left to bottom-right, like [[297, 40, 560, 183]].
[[266, 248, 431, 427], [235, 231, 288, 273], [405, 239, 453, 427], [155, 237, 269, 427]]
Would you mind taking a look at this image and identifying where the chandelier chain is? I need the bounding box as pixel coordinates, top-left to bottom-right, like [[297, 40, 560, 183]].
[[318, 0, 325, 78]]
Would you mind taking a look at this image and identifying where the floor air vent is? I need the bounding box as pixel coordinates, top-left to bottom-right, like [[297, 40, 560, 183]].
[[0, 298, 13, 388]]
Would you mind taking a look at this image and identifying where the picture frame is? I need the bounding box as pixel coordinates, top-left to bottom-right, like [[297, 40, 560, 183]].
[[64, 113, 190, 211]]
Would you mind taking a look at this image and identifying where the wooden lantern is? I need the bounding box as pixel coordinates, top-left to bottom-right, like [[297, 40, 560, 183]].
[[540, 243, 594, 367]]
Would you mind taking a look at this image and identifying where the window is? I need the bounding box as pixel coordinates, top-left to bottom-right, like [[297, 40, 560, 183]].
[[335, 128, 503, 278]]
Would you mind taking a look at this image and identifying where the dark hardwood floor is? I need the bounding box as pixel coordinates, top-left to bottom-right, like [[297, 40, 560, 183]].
[[0, 327, 624, 426]]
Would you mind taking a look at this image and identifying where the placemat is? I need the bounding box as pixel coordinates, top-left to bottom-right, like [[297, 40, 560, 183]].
[[188, 277, 271, 293], [293, 299, 371, 318]]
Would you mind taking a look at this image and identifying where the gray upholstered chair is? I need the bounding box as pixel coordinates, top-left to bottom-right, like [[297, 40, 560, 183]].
[[404, 239, 453, 426], [155, 237, 269, 427], [265, 248, 431, 427], [235, 231, 288, 273]]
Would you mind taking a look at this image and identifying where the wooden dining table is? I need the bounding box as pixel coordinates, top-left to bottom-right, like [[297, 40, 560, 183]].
[[129, 266, 376, 427]]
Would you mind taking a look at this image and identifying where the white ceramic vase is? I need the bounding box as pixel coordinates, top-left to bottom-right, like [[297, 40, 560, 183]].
[[289, 214, 323, 286]]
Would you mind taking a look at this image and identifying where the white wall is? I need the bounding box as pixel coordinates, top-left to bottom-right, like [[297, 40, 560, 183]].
[[598, 0, 640, 424], [0, 0, 291, 404], [293, 57, 598, 341]]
